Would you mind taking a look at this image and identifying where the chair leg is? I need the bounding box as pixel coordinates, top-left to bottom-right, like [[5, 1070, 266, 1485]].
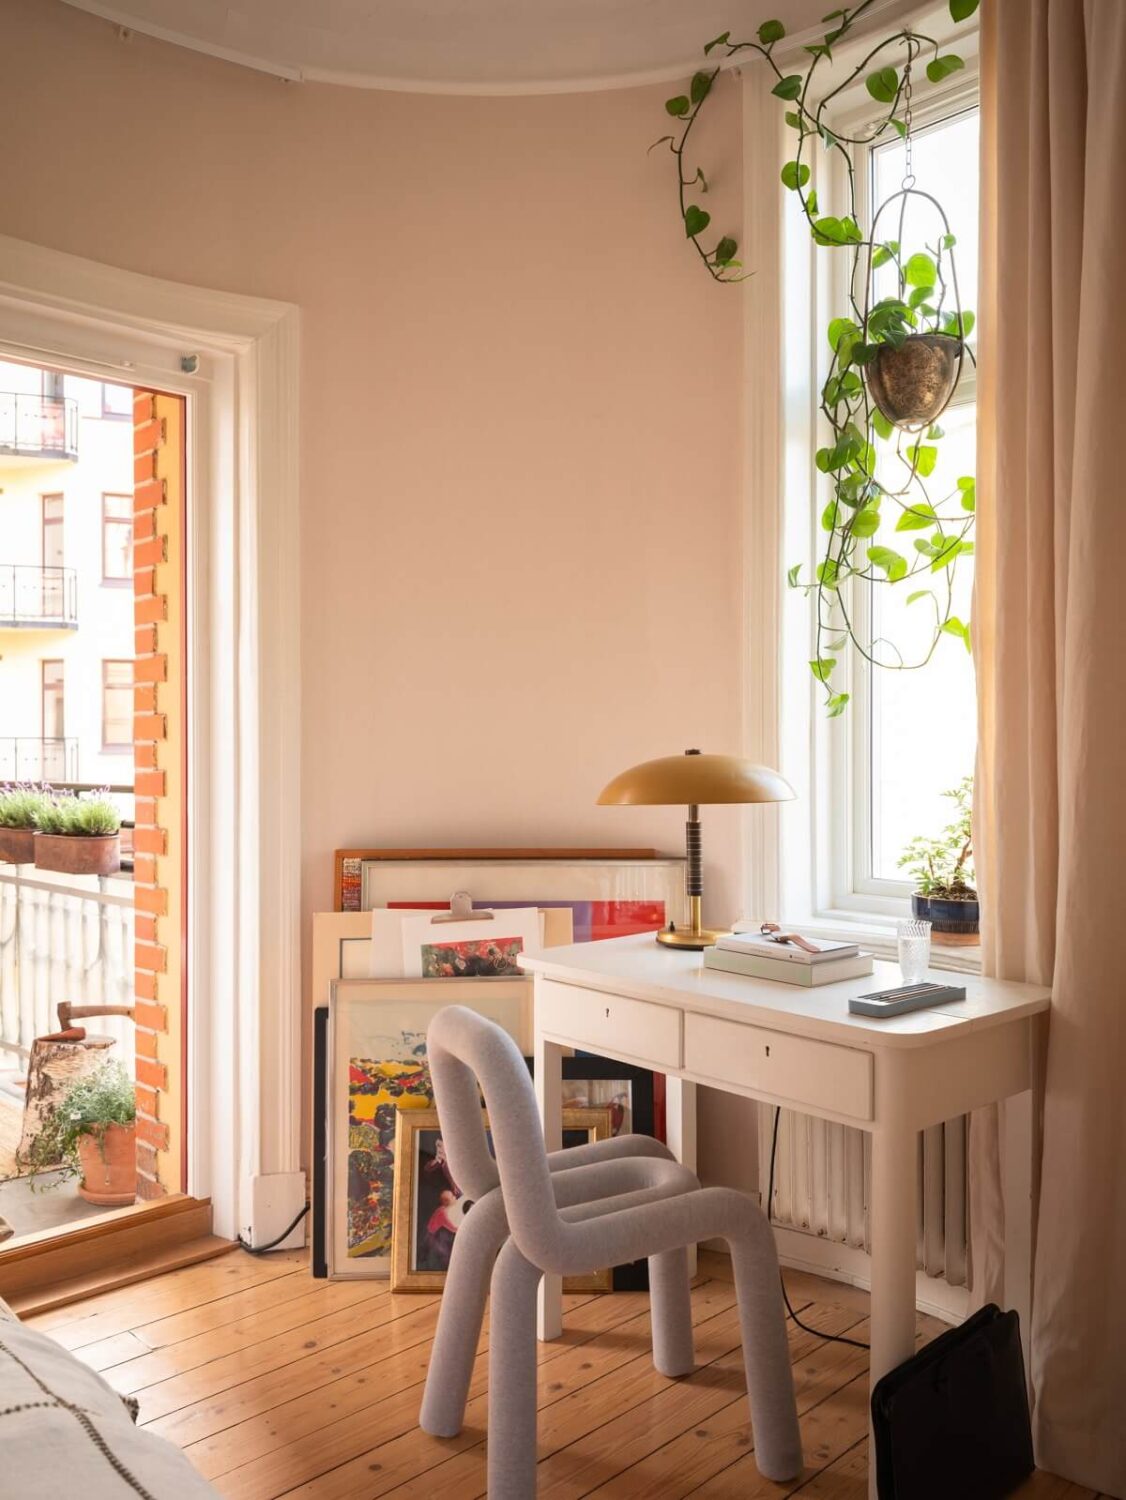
[[649, 1247, 695, 1377], [420, 1196, 507, 1437], [730, 1227, 804, 1482], [488, 1239, 542, 1499]]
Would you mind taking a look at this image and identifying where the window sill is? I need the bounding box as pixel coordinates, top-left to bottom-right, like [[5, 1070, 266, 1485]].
[[750, 911, 982, 976]]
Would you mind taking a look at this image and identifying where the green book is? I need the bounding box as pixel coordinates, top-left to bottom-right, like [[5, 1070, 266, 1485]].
[[703, 947, 874, 986]]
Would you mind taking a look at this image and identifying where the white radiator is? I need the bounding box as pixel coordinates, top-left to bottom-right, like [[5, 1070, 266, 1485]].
[[758, 1106, 969, 1287]]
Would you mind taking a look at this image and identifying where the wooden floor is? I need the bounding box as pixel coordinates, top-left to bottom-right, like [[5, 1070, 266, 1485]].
[[25, 1248, 1101, 1500]]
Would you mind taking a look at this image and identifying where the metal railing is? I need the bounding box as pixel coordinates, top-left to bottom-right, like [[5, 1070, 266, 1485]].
[[0, 393, 79, 461], [0, 738, 79, 783], [0, 565, 78, 627]]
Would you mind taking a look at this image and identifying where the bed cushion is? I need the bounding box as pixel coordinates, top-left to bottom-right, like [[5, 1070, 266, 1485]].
[[0, 1316, 219, 1496]]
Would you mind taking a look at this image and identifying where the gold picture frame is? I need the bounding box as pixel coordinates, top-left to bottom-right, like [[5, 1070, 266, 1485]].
[[390, 1105, 614, 1294]]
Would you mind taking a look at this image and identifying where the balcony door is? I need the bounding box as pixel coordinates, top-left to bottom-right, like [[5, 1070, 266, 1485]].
[[40, 659, 65, 747], [41, 491, 63, 616]]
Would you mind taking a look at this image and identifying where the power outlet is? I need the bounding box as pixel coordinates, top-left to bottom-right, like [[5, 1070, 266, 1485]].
[[246, 1171, 307, 1251]]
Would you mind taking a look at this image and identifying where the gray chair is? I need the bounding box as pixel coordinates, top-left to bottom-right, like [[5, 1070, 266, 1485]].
[[425, 1004, 803, 1499]]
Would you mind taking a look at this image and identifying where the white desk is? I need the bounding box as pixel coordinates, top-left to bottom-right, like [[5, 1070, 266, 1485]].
[[522, 934, 1049, 1494]]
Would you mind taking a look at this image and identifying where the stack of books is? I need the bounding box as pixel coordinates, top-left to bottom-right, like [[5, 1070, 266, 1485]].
[[704, 931, 873, 986]]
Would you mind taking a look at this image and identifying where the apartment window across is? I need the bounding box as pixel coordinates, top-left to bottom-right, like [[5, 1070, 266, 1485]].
[[102, 659, 133, 751], [101, 381, 133, 419], [102, 492, 133, 583], [42, 659, 65, 740]]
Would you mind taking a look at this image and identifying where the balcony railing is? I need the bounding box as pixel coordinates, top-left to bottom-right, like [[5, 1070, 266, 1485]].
[[0, 392, 79, 462], [0, 737, 78, 783], [0, 565, 78, 629]]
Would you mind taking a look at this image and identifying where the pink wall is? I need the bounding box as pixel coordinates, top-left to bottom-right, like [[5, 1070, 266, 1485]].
[[0, 0, 754, 1183]]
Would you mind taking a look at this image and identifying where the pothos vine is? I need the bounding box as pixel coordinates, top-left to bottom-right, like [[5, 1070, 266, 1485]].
[[654, 0, 980, 714]]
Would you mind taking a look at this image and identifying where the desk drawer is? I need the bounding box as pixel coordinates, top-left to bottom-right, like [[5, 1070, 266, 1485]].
[[684, 1013, 873, 1121], [538, 979, 682, 1070]]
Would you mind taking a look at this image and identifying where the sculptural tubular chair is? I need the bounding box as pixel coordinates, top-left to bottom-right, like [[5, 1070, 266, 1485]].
[[425, 1005, 803, 1499]]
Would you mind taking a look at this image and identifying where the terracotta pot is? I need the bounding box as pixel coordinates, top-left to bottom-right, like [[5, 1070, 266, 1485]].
[[0, 826, 36, 864], [34, 831, 121, 876], [866, 333, 962, 428], [77, 1121, 136, 1207]]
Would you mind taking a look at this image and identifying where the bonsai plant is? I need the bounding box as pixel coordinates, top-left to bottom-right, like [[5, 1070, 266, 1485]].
[[897, 775, 978, 942], [0, 783, 50, 865], [33, 788, 122, 876], [23, 1058, 137, 1206]]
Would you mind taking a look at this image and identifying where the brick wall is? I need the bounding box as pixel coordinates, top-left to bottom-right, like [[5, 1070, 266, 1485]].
[[132, 390, 186, 1199]]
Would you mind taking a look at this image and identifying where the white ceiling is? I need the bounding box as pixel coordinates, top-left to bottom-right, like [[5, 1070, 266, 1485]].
[[61, 0, 842, 94]]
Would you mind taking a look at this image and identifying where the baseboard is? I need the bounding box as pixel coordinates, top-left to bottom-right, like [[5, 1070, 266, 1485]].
[[0, 1194, 235, 1315]]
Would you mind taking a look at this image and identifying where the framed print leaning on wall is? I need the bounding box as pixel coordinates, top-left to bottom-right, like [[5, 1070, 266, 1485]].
[[327, 976, 531, 1280]]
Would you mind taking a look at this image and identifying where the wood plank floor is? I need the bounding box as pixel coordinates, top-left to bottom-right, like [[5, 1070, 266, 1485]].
[[25, 1248, 1103, 1499]]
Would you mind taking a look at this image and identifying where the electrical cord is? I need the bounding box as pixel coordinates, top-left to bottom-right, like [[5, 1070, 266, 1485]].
[[767, 1106, 870, 1351], [237, 1203, 310, 1255]]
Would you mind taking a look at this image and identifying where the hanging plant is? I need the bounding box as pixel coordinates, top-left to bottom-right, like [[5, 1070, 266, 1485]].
[[653, 0, 979, 714]]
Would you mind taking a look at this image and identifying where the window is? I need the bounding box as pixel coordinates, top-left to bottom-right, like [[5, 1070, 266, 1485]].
[[102, 659, 133, 751], [101, 381, 133, 419], [41, 492, 64, 566], [102, 492, 133, 583], [41, 660, 65, 740]]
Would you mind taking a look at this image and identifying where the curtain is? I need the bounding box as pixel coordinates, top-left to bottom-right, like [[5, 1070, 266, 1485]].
[[975, 1, 1126, 1491]]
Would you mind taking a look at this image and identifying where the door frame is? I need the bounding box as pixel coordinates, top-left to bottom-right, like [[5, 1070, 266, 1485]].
[[0, 233, 301, 1241]]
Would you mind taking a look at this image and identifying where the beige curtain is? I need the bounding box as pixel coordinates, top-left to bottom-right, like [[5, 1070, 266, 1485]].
[[975, 1, 1126, 1492]]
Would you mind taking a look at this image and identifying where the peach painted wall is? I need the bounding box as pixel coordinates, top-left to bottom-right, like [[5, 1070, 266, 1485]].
[[0, 0, 757, 1189]]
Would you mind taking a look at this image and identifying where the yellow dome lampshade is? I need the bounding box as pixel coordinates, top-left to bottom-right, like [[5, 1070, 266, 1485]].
[[598, 749, 795, 950]]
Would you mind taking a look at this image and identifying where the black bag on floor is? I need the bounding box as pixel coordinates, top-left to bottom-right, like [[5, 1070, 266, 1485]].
[[871, 1303, 1035, 1499]]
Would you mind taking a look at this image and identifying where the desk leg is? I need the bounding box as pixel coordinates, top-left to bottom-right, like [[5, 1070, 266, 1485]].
[[535, 1031, 563, 1341], [665, 1077, 698, 1276], [868, 1122, 919, 1500]]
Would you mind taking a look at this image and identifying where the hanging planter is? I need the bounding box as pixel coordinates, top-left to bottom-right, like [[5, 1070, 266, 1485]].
[[32, 789, 122, 876], [866, 331, 962, 428]]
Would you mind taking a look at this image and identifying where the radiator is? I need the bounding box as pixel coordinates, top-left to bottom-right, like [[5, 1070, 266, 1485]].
[[758, 1106, 969, 1287]]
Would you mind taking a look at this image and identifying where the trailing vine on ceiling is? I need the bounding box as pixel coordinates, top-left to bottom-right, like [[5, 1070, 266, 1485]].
[[653, 0, 980, 715]]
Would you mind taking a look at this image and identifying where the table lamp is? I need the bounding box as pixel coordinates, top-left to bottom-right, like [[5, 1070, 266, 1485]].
[[597, 748, 795, 950]]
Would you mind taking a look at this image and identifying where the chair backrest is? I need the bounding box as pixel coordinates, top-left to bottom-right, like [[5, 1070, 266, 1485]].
[[426, 1005, 563, 1268]]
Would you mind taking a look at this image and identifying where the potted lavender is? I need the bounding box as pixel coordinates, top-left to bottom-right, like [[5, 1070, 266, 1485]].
[[0, 783, 50, 865], [33, 789, 122, 876]]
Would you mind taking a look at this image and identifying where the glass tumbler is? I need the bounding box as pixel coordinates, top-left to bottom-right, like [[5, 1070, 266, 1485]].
[[897, 918, 932, 985]]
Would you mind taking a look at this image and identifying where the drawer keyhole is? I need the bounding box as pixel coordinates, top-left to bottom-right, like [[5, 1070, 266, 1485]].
[[604, 1007, 610, 1019], [765, 1044, 771, 1058]]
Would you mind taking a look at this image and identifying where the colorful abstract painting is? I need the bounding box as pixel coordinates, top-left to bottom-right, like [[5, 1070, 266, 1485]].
[[419, 936, 525, 978], [347, 1053, 431, 1258]]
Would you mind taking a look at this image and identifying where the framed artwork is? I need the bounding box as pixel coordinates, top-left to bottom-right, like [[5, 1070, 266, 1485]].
[[327, 976, 531, 1279], [332, 847, 688, 942], [391, 1106, 614, 1294]]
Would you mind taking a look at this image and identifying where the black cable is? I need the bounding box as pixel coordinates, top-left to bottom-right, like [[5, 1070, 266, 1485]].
[[237, 1203, 309, 1255], [767, 1106, 870, 1350]]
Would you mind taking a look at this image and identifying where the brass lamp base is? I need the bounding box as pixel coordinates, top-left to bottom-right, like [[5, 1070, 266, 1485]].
[[656, 924, 725, 951]]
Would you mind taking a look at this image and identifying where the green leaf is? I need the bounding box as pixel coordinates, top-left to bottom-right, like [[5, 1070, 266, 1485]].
[[943, 309, 976, 339], [785, 110, 803, 130], [904, 252, 937, 289], [828, 316, 858, 351], [908, 284, 933, 309], [906, 442, 938, 477], [825, 634, 848, 651], [957, 476, 976, 511], [868, 545, 908, 581], [890, 117, 907, 139], [647, 134, 676, 155], [787, 563, 802, 588], [821, 499, 842, 531], [780, 160, 811, 190], [827, 692, 850, 717], [684, 204, 711, 238], [704, 30, 730, 54], [665, 95, 690, 117], [851, 505, 881, 538], [758, 19, 786, 44], [906, 589, 933, 605], [871, 408, 893, 441], [811, 215, 846, 244], [713, 236, 738, 266], [926, 54, 965, 83], [806, 188, 819, 215], [942, 616, 973, 651], [691, 70, 714, 105], [942, 232, 957, 249], [896, 502, 938, 531], [930, 534, 962, 570], [816, 558, 841, 589], [872, 243, 894, 268], [866, 67, 899, 103], [772, 75, 803, 100], [949, 0, 980, 18], [809, 656, 837, 684]]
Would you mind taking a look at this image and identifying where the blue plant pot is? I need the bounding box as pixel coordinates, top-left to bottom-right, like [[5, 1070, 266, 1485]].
[[911, 892, 979, 938]]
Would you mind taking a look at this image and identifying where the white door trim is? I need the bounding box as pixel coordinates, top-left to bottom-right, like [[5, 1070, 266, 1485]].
[[0, 233, 301, 1240]]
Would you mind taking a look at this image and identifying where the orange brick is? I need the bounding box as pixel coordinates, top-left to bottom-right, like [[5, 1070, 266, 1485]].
[[137, 1176, 166, 1201], [133, 714, 167, 743], [134, 418, 162, 450], [136, 1115, 170, 1152], [134, 536, 166, 569], [133, 830, 167, 861], [134, 565, 156, 597], [135, 1139, 158, 1175], [135, 596, 167, 626], [134, 1083, 159, 1119], [132, 884, 168, 916], [134, 797, 158, 826], [134, 451, 156, 484], [135, 1028, 158, 1059], [133, 391, 155, 419], [134, 477, 164, 511], [135, 624, 158, 654], [133, 970, 158, 1001], [135, 1057, 167, 1091], [133, 653, 168, 683], [135, 913, 157, 944], [134, 744, 157, 771], [133, 1000, 167, 1032], [133, 853, 157, 883], [134, 684, 157, 713], [134, 769, 165, 798], [135, 939, 167, 972], [134, 509, 156, 543]]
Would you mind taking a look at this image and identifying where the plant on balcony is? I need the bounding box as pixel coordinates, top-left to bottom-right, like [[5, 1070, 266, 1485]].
[[23, 1058, 137, 1206], [33, 789, 122, 876], [897, 774, 978, 941], [0, 783, 50, 865]]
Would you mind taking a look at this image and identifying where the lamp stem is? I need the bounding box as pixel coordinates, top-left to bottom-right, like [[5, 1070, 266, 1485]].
[[686, 803, 703, 938]]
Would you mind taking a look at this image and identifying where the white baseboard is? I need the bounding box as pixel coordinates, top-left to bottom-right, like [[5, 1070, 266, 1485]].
[[246, 1171, 307, 1251]]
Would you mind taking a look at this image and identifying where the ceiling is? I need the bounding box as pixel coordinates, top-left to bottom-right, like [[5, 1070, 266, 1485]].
[[60, 0, 843, 95]]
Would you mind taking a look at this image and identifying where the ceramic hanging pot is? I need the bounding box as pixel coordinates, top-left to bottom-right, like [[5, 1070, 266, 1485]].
[[865, 332, 962, 428]]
